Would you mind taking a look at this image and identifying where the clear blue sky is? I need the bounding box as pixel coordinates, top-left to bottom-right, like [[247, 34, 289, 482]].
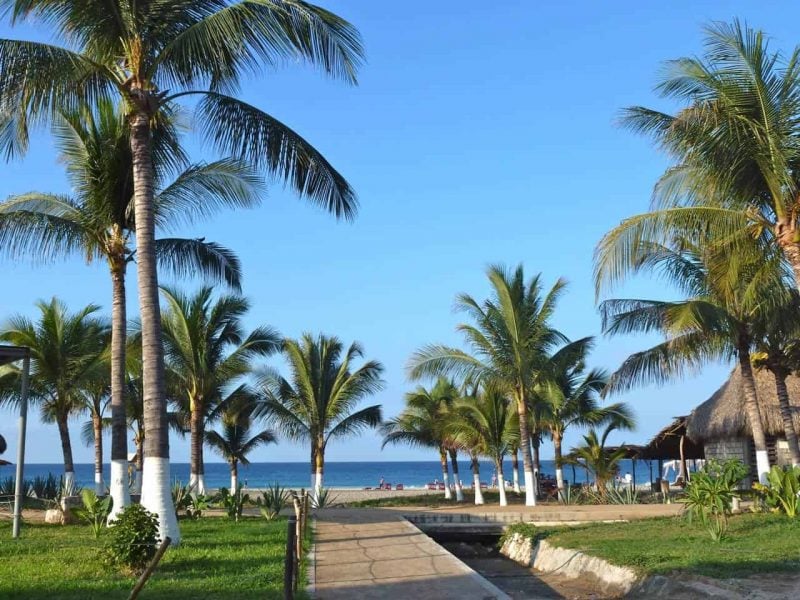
[[0, 1, 794, 464]]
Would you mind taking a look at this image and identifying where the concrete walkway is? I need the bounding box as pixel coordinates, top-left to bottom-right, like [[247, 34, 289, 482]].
[[312, 509, 509, 599]]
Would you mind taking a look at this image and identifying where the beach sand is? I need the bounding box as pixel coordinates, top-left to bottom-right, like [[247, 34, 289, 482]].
[[243, 486, 442, 505]]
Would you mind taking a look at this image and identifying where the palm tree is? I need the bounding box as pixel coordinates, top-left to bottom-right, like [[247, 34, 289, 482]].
[[381, 378, 461, 500], [0, 299, 109, 488], [260, 334, 384, 498], [79, 375, 112, 495], [448, 384, 518, 506], [571, 416, 635, 497], [159, 286, 281, 494], [206, 389, 276, 491], [0, 102, 255, 520], [408, 264, 569, 506], [0, 0, 363, 543], [536, 338, 631, 497], [596, 21, 800, 296], [599, 236, 786, 482]]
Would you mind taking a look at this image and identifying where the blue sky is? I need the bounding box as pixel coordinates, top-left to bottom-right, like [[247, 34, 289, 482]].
[[0, 1, 795, 465]]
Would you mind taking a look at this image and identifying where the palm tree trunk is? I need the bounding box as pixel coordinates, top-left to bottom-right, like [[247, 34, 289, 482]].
[[773, 369, 800, 467], [310, 447, 316, 491], [448, 449, 464, 501], [554, 433, 565, 501], [108, 257, 130, 521], [439, 448, 452, 500], [189, 400, 206, 494], [93, 413, 105, 495], [496, 458, 507, 506], [737, 345, 770, 483], [57, 414, 75, 491], [532, 435, 541, 498], [130, 110, 180, 544], [516, 390, 536, 506], [776, 221, 800, 291], [511, 449, 521, 493], [314, 443, 324, 498], [471, 455, 484, 505], [231, 460, 238, 491]]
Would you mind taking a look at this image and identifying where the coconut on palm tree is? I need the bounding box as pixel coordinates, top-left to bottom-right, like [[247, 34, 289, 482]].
[[0, 0, 363, 543], [206, 388, 276, 491], [381, 378, 463, 500], [0, 102, 256, 520], [408, 264, 569, 506], [159, 286, 281, 494], [448, 384, 518, 506], [259, 334, 384, 498], [0, 298, 108, 488]]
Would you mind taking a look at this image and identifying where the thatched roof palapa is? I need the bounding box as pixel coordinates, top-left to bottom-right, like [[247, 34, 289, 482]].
[[686, 366, 800, 443], [639, 416, 704, 460]]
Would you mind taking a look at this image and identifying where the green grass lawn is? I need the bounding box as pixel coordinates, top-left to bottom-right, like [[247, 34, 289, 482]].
[[0, 517, 305, 599], [542, 513, 800, 578]]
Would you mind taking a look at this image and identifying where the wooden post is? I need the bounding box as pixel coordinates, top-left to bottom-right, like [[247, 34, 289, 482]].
[[292, 495, 302, 591], [284, 516, 296, 600], [129, 536, 171, 600]]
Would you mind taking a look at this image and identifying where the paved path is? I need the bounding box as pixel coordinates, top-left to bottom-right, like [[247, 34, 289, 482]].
[[312, 509, 509, 599]]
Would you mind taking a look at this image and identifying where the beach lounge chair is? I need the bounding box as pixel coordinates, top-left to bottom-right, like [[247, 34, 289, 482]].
[[384, 483, 392, 490], [437, 483, 445, 491], [426, 482, 436, 490], [395, 484, 404, 490], [480, 483, 488, 490]]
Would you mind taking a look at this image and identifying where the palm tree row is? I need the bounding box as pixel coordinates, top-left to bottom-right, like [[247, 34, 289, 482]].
[[0, 0, 365, 543], [382, 264, 635, 506], [595, 20, 800, 483]]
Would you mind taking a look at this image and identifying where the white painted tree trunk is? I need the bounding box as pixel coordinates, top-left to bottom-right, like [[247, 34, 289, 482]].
[[95, 471, 106, 496], [497, 463, 508, 506], [310, 473, 315, 491], [523, 469, 536, 506], [512, 467, 521, 494], [231, 472, 238, 492], [473, 473, 484, 505], [442, 470, 453, 500], [64, 471, 75, 492], [189, 473, 206, 495], [455, 480, 464, 502], [141, 457, 181, 545], [314, 471, 324, 499], [108, 459, 131, 522], [133, 468, 143, 494], [556, 467, 565, 502], [755, 450, 771, 484]]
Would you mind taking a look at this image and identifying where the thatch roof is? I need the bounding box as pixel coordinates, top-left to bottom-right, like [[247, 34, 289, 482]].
[[686, 366, 800, 443], [639, 416, 704, 460]]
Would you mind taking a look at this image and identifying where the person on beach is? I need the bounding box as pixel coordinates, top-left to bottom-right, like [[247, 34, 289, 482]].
[[491, 472, 497, 488], [379, 476, 385, 489]]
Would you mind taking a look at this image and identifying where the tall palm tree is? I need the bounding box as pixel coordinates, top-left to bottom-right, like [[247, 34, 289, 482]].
[[381, 378, 461, 500], [0, 102, 255, 520], [596, 21, 800, 297], [0, 299, 109, 488], [599, 236, 786, 482], [159, 286, 280, 494], [79, 375, 112, 495], [536, 338, 631, 497], [448, 384, 518, 506], [0, 0, 363, 543], [206, 389, 276, 491], [571, 414, 635, 497], [408, 264, 568, 506], [260, 334, 384, 498]]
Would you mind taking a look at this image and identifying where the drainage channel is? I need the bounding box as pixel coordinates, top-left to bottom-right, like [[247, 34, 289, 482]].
[[422, 526, 613, 600]]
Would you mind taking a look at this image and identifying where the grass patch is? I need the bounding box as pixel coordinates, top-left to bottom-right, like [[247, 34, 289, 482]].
[[0, 517, 306, 599], [544, 513, 800, 578]]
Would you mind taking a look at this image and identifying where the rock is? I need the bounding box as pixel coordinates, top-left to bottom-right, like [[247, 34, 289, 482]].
[[44, 508, 64, 524]]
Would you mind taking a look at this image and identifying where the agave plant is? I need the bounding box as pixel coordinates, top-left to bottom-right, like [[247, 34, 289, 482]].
[[258, 482, 290, 521], [311, 487, 337, 509]]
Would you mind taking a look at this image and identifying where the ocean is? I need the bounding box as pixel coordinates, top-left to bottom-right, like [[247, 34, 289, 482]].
[[7, 459, 667, 490]]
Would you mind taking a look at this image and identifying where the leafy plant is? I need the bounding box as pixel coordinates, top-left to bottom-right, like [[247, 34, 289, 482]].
[[312, 487, 337, 509], [0, 476, 15, 496], [186, 494, 211, 520], [107, 504, 159, 574], [73, 489, 112, 538], [258, 482, 290, 520], [29, 474, 61, 500], [683, 459, 749, 541], [753, 466, 800, 517], [217, 486, 250, 522], [171, 481, 192, 517], [606, 485, 640, 505]]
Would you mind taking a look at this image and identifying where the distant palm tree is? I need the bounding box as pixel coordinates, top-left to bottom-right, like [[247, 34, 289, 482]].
[[0, 0, 364, 543], [0, 299, 109, 488], [381, 378, 461, 500], [448, 384, 519, 506], [206, 389, 276, 491], [0, 102, 254, 518], [159, 286, 280, 495], [260, 334, 384, 498], [571, 415, 635, 497], [408, 264, 568, 506], [79, 375, 112, 496]]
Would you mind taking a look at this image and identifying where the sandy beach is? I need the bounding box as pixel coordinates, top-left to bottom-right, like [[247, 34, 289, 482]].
[[240, 486, 442, 505]]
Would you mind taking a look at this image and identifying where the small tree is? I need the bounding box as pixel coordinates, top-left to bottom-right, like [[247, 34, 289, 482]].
[[684, 459, 749, 541]]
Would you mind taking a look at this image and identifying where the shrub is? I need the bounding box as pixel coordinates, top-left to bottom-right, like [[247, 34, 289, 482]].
[[29, 474, 61, 500], [171, 481, 191, 517], [753, 466, 800, 517], [217, 486, 250, 522], [257, 482, 290, 520], [0, 476, 15, 496], [186, 494, 211, 520], [683, 459, 749, 541], [107, 504, 159, 574], [73, 489, 111, 538]]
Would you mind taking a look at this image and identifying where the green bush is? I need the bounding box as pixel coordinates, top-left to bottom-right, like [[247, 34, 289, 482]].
[[73, 489, 111, 538], [107, 504, 159, 574], [753, 466, 800, 517], [186, 494, 211, 520], [257, 482, 290, 520], [683, 459, 749, 541], [217, 486, 250, 522], [171, 481, 191, 516]]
